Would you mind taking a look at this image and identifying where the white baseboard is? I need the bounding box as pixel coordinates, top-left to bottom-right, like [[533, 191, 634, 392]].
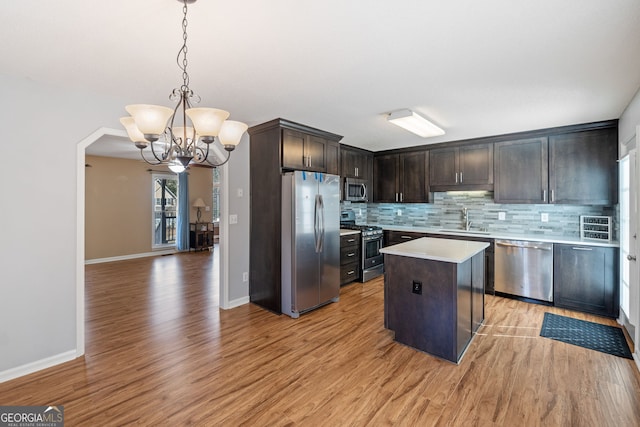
[[222, 296, 250, 310], [0, 350, 77, 383], [85, 249, 177, 265]]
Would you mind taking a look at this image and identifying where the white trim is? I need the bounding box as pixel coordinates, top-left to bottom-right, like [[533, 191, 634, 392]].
[[85, 249, 177, 265], [77, 127, 128, 359], [226, 296, 250, 309], [0, 350, 77, 384]]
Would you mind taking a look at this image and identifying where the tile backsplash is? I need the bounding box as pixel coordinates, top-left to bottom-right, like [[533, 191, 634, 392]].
[[342, 191, 618, 240]]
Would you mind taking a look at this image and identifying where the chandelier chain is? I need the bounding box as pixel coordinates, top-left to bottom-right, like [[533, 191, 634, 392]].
[[177, 0, 190, 93]]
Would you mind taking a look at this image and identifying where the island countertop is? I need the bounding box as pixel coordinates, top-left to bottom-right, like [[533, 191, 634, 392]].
[[380, 237, 489, 264]]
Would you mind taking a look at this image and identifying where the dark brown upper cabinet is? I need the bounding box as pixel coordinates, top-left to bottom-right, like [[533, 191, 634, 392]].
[[282, 129, 331, 173], [494, 137, 549, 204], [340, 145, 371, 179], [494, 127, 617, 205], [374, 151, 429, 203], [429, 144, 493, 192], [548, 129, 617, 205]]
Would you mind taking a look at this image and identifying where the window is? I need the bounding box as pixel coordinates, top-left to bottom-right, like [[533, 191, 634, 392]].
[[153, 174, 179, 247]]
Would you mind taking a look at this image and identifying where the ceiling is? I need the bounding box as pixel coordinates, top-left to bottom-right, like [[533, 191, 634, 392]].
[[3, 0, 640, 158]]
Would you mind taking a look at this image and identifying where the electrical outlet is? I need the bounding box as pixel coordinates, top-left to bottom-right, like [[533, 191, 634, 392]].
[[412, 281, 422, 295], [397, 209, 402, 216], [242, 272, 248, 282], [498, 212, 506, 221], [541, 213, 549, 222], [229, 214, 238, 224]]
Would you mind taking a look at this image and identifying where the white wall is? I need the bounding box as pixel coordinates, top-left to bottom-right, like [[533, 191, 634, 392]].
[[0, 74, 124, 373], [225, 135, 251, 303]]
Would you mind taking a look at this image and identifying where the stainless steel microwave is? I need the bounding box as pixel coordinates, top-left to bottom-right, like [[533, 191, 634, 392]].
[[344, 177, 368, 202]]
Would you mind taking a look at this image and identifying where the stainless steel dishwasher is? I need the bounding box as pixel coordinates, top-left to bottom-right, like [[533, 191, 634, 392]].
[[494, 240, 553, 302]]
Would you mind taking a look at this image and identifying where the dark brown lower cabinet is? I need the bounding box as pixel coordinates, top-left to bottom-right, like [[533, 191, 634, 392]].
[[553, 244, 619, 318], [340, 233, 361, 285]]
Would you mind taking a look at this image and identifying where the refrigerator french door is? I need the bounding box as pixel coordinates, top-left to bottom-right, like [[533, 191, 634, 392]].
[[282, 171, 340, 318]]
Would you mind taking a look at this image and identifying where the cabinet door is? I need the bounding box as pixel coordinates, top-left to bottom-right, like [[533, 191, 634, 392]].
[[341, 148, 358, 178], [554, 245, 619, 318], [459, 144, 493, 186], [494, 137, 548, 203], [400, 151, 428, 203], [281, 129, 306, 170], [549, 129, 617, 205], [306, 135, 326, 172], [325, 140, 339, 175], [429, 148, 458, 186], [373, 154, 399, 202]]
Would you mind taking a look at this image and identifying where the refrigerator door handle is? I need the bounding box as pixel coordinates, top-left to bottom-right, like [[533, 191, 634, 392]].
[[314, 194, 322, 253], [314, 194, 324, 253]]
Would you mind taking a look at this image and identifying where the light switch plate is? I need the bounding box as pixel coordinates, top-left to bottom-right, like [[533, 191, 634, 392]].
[[541, 213, 549, 222], [229, 214, 238, 224], [498, 212, 506, 221]]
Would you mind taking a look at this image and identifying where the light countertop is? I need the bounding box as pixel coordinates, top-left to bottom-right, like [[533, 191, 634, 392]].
[[340, 229, 361, 236], [374, 224, 619, 248], [380, 237, 489, 263]]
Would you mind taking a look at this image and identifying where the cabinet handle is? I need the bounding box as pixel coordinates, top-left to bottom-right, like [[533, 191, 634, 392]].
[[401, 235, 413, 239], [355, 167, 359, 177], [550, 190, 554, 202], [400, 193, 404, 202], [460, 172, 463, 183], [395, 193, 399, 202], [347, 270, 355, 275], [542, 190, 547, 202], [346, 252, 356, 257], [572, 247, 593, 251], [347, 238, 356, 243], [455, 172, 459, 183]]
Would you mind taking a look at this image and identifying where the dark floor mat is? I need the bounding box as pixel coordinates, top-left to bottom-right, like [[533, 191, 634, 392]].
[[540, 312, 633, 359]]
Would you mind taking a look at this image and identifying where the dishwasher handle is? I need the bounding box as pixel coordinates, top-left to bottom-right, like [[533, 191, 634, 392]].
[[496, 241, 552, 251]]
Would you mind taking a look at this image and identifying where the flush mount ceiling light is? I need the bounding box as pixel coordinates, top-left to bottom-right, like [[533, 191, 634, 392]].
[[387, 109, 445, 138], [120, 0, 248, 173]]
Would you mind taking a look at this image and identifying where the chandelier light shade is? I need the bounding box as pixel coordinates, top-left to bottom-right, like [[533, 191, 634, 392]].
[[120, 0, 247, 171]]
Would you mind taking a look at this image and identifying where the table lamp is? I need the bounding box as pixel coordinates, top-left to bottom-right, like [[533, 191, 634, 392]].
[[193, 198, 206, 223]]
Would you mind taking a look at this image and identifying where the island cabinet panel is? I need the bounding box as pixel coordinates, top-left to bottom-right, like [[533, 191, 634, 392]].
[[553, 244, 619, 318], [384, 252, 484, 363]]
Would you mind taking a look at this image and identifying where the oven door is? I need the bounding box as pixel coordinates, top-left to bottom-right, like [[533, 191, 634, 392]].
[[362, 235, 383, 269]]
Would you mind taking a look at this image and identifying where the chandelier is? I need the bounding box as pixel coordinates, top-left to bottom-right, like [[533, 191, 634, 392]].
[[120, 0, 247, 173]]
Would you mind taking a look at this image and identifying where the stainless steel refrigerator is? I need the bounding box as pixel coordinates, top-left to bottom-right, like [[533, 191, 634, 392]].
[[281, 171, 340, 318]]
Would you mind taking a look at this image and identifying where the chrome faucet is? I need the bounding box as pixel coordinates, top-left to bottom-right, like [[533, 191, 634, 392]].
[[461, 207, 472, 231]]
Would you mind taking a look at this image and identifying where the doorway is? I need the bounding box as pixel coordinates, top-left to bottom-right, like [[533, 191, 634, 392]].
[[77, 127, 229, 357], [620, 128, 640, 363]]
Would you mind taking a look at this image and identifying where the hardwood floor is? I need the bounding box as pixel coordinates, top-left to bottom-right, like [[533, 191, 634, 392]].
[[1, 251, 639, 426]]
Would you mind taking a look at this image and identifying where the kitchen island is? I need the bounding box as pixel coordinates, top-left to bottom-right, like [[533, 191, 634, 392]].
[[380, 237, 489, 363]]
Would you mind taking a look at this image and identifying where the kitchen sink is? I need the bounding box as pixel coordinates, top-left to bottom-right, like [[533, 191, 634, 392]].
[[438, 229, 491, 235]]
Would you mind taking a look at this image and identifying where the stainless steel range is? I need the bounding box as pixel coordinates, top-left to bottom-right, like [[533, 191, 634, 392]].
[[340, 211, 384, 282]]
